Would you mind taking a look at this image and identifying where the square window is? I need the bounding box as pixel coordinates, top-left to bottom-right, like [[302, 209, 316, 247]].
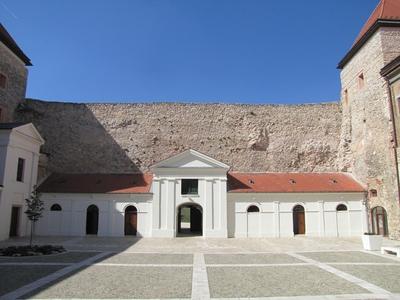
[[16, 158, 25, 182], [181, 179, 198, 195]]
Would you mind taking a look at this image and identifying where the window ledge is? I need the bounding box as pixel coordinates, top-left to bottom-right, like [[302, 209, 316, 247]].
[[181, 194, 200, 198]]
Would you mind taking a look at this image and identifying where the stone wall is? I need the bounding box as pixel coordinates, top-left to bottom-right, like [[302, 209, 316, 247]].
[[339, 28, 400, 239], [17, 99, 342, 175], [0, 42, 28, 122]]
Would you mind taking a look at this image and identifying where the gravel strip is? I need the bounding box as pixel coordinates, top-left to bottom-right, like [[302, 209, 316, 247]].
[[0, 251, 101, 263], [26, 265, 193, 299], [332, 265, 400, 293], [205, 253, 302, 265], [207, 266, 368, 298], [0, 265, 64, 297]]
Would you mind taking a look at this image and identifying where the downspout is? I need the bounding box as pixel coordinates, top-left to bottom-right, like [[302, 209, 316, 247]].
[[384, 78, 400, 206]]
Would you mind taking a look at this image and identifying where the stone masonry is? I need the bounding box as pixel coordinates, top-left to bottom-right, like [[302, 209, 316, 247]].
[[339, 28, 400, 239], [17, 99, 341, 174], [0, 42, 28, 122]]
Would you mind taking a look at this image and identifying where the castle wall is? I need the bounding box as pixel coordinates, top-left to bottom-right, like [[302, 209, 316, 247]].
[[339, 28, 400, 239], [17, 99, 342, 174], [0, 42, 28, 122]]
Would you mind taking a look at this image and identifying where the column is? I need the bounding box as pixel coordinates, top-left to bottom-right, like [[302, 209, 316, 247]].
[[219, 178, 228, 237], [152, 178, 161, 231], [273, 201, 280, 237], [166, 179, 176, 231], [318, 201, 325, 237]]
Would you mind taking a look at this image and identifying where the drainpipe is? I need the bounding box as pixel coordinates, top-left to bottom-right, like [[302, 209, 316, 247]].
[[384, 79, 400, 206]]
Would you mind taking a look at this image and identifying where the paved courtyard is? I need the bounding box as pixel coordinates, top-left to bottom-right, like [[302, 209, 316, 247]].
[[0, 236, 399, 299]]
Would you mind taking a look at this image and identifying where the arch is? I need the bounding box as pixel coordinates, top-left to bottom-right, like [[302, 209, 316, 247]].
[[247, 205, 260, 213], [50, 204, 62, 211], [124, 205, 137, 236], [371, 206, 388, 236], [86, 204, 99, 235], [247, 204, 260, 237], [336, 204, 348, 211], [293, 204, 305, 235], [177, 203, 203, 236]]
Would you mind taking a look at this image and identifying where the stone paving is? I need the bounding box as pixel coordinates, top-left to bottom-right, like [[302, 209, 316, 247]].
[[0, 236, 399, 299]]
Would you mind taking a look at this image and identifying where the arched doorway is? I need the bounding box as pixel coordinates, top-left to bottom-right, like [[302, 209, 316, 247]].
[[371, 206, 388, 236], [86, 205, 99, 235], [247, 205, 260, 237], [336, 204, 349, 237], [124, 206, 137, 236], [177, 203, 202, 236], [293, 205, 305, 235]]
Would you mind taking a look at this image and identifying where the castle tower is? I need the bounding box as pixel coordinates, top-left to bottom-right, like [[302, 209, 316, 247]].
[[338, 0, 400, 238], [0, 23, 31, 122]]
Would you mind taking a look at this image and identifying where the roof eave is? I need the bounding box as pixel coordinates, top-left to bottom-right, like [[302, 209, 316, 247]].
[[338, 20, 400, 70]]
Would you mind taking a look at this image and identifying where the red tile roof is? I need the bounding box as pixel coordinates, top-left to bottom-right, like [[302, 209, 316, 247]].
[[354, 0, 400, 45], [228, 173, 365, 193], [338, 0, 400, 69], [38, 173, 153, 194]]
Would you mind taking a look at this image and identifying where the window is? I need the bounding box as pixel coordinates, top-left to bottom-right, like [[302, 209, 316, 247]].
[[344, 89, 349, 105], [16, 158, 25, 182], [370, 189, 378, 197], [358, 73, 365, 89], [336, 204, 348, 211], [0, 73, 6, 89], [181, 179, 198, 195], [247, 205, 260, 213], [50, 204, 62, 211]]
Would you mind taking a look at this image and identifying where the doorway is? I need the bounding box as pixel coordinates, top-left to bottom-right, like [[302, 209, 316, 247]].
[[177, 203, 202, 236], [124, 206, 137, 236], [9, 206, 20, 237], [86, 205, 99, 235], [371, 206, 388, 236], [247, 205, 260, 237], [293, 205, 305, 235]]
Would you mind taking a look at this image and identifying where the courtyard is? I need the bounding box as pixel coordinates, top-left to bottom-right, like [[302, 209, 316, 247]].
[[0, 236, 399, 299]]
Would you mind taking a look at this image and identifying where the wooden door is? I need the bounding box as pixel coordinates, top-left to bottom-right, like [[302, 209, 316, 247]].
[[296, 212, 305, 234], [376, 214, 386, 236], [9, 207, 20, 237], [124, 207, 137, 236], [293, 205, 305, 235]]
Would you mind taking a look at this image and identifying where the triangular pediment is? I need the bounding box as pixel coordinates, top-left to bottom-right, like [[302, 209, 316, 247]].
[[151, 149, 230, 169], [13, 123, 45, 145]]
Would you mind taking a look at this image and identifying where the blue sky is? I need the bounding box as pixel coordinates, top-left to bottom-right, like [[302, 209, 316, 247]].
[[1, 0, 378, 104]]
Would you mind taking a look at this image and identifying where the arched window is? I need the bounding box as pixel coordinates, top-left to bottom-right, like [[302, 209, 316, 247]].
[[247, 205, 260, 213], [371, 206, 388, 236], [50, 204, 62, 211], [336, 204, 348, 211]]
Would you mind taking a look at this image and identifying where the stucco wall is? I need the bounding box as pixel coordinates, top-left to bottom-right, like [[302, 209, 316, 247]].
[[339, 28, 400, 239], [0, 42, 28, 122], [17, 99, 342, 174]]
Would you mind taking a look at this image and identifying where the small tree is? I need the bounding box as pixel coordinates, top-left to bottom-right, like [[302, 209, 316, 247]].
[[25, 187, 44, 247]]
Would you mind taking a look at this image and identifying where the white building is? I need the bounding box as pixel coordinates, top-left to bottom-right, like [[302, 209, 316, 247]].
[[34, 149, 368, 238], [0, 123, 44, 241]]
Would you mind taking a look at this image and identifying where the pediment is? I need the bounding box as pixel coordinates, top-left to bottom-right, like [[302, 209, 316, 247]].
[[151, 149, 230, 169], [13, 123, 45, 144]]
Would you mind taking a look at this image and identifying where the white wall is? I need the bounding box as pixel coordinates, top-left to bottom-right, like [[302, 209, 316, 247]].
[[228, 192, 366, 238], [0, 125, 42, 240], [151, 170, 228, 238], [36, 193, 152, 237]]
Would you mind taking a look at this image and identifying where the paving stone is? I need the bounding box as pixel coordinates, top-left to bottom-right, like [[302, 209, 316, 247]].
[[0, 251, 100, 263], [205, 253, 303, 264], [99, 253, 193, 264]]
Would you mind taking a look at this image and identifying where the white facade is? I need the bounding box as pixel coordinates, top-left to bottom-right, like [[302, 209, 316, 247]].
[[228, 193, 367, 238], [35, 150, 367, 239], [0, 123, 44, 240], [36, 193, 152, 237]]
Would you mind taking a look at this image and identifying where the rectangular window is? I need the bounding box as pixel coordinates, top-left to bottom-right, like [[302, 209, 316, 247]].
[[358, 73, 365, 89], [0, 73, 6, 89], [181, 179, 198, 195], [16, 158, 25, 182]]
